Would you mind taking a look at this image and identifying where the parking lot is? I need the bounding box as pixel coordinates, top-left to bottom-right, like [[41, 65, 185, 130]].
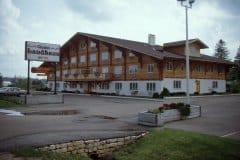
[[0, 94, 240, 151]]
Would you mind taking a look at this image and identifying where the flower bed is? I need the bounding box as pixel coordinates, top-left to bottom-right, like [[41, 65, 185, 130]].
[[138, 103, 201, 126]]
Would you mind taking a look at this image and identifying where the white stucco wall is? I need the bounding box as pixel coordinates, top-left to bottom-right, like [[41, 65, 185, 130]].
[[48, 78, 226, 95], [163, 78, 226, 94]]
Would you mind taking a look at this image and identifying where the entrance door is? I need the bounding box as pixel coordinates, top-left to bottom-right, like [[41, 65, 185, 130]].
[[195, 80, 200, 93]]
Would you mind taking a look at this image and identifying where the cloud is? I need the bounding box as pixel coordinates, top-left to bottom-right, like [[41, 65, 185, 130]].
[[0, 0, 25, 55], [0, 0, 239, 77], [64, 0, 116, 22]]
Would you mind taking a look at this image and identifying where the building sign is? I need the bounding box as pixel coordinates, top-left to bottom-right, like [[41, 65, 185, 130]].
[[25, 41, 60, 62]]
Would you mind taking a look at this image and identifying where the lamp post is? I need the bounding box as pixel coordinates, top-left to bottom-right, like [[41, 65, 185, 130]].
[[177, 0, 195, 104]]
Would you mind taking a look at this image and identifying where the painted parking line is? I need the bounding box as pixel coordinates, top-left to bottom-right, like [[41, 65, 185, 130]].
[[221, 130, 240, 138]]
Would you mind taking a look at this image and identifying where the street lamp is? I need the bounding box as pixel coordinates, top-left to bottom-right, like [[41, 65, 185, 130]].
[[177, 0, 195, 104]]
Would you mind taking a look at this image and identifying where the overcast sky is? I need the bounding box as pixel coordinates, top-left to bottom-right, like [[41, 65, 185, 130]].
[[0, 0, 239, 78]]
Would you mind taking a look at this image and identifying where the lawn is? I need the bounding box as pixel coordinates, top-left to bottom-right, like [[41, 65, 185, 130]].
[[12, 147, 91, 160], [0, 99, 20, 108], [114, 128, 240, 160]]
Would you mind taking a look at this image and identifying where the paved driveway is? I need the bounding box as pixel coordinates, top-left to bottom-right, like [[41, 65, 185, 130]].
[[164, 95, 240, 140], [0, 94, 239, 151]]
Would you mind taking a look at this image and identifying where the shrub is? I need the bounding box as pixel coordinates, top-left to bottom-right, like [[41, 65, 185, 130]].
[[194, 92, 199, 95], [152, 92, 160, 98], [169, 92, 186, 96], [161, 88, 170, 96], [176, 102, 184, 108], [169, 103, 177, 109], [178, 105, 190, 117], [211, 91, 217, 94], [230, 82, 240, 93]]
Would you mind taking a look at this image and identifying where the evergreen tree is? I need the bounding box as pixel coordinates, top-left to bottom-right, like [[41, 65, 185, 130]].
[[235, 46, 240, 66], [0, 73, 2, 87], [214, 39, 229, 60]]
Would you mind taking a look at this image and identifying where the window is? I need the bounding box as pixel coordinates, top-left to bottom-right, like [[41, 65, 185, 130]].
[[114, 66, 122, 75], [90, 41, 96, 48], [130, 83, 138, 91], [90, 67, 97, 74], [70, 83, 77, 88], [63, 70, 68, 75], [79, 83, 83, 88], [99, 82, 109, 90], [56, 71, 60, 77], [173, 80, 181, 89], [212, 81, 218, 89], [92, 83, 97, 89], [71, 69, 77, 75], [114, 50, 122, 59], [80, 55, 86, 63], [129, 65, 138, 74], [115, 83, 122, 90], [195, 64, 201, 72], [90, 53, 96, 62], [79, 41, 87, 49], [218, 66, 223, 73], [167, 62, 173, 70], [180, 63, 185, 71], [146, 83, 156, 91], [102, 66, 108, 73], [129, 52, 135, 57], [63, 58, 68, 65], [71, 57, 76, 64], [101, 51, 109, 60], [207, 65, 213, 72], [147, 64, 154, 73]]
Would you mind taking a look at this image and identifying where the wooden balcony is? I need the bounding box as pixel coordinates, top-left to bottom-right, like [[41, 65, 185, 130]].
[[63, 73, 113, 81]]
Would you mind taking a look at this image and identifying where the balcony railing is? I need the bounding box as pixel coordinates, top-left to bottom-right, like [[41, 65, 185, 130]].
[[63, 73, 113, 81]]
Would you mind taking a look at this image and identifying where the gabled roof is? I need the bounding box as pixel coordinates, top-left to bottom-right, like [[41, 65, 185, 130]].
[[163, 38, 209, 49], [60, 32, 233, 65]]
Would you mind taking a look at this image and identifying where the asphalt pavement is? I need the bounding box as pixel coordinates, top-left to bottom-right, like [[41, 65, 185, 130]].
[[0, 94, 239, 151]]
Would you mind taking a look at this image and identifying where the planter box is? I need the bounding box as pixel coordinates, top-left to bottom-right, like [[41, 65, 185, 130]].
[[138, 105, 201, 126]]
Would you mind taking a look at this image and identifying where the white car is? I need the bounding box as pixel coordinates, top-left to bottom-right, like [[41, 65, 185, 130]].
[[0, 87, 27, 96]]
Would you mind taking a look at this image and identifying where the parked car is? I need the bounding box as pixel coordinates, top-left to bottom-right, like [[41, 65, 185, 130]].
[[0, 87, 27, 96]]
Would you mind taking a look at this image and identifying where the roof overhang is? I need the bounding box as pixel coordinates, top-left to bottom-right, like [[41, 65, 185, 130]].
[[163, 38, 209, 49]]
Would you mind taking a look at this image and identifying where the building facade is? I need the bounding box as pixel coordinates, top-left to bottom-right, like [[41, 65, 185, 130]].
[[36, 32, 233, 96]]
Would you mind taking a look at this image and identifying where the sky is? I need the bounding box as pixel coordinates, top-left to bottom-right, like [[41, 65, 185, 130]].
[[0, 0, 239, 78]]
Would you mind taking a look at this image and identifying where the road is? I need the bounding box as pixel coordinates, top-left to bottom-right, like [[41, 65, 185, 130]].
[[0, 94, 239, 151]]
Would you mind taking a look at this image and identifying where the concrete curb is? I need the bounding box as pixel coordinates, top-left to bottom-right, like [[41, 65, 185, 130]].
[[164, 93, 240, 100]]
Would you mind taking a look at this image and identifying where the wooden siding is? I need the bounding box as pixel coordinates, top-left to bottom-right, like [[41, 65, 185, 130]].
[[47, 36, 228, 81]]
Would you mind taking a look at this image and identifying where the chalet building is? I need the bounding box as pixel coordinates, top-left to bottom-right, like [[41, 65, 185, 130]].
[[36, 32, 233, 96]]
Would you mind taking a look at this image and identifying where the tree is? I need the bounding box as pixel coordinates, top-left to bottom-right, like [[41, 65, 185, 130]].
[[235, 46, 240, 66], [0, 73, 3, 87], [227, 45, 240, 93], [214, 39, 230, 60]]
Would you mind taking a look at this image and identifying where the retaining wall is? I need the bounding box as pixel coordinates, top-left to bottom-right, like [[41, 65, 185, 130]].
[[39, 133, 146, 158], [20, 94, 64, 104]]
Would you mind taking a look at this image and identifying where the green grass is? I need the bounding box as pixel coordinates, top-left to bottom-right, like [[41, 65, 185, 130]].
[[0, 99, 20, 108], [12, 147, 91, 160], [114, 129, 240, 160]]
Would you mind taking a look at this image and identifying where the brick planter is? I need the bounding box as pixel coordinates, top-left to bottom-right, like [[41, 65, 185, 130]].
[[138, 105, 201, 126]]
